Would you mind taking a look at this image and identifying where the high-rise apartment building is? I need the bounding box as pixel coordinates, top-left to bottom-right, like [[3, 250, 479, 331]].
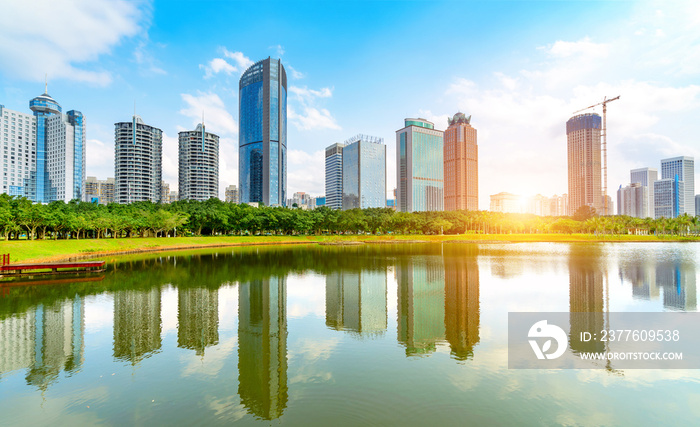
[[567, 113, 602, 215], [1, 105, 36, 198], [161, 182, 171, 203], [325, 143, 344, 210], [660, 156, 694, 216], [444, 112, 478, 211], [396, 118, 444, 212], [654, 176, 684, 219], [239, 57, 287, 206], [630, 167, 657, 218], [225, 184, 239, 203], [490, 192, 521, 213], [617, 183, 648, 218], [342, 134, 386, 210], [178, 123, 219, 201], [84, 176, 115, 204], [114, 115, 162, 204]]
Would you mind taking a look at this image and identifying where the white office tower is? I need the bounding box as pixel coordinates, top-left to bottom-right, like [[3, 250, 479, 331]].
[[325, 143, 344, 210], [45, 111, 86, 202], [660, 157, 694, 216], [630, 167, 657, 218], [654, 177, 685, 219], [0, 105, 36, 198]]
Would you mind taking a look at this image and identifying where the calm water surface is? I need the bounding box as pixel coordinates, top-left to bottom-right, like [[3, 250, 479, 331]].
[[1, 242, 699, 426]]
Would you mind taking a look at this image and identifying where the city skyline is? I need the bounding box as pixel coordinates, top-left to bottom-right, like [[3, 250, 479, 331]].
[[1, 0, 698, 208]]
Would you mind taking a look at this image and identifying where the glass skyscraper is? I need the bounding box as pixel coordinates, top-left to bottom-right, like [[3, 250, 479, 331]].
[[239, 57, 287, 206], [325, 143, 344, 210], [342, 134, 386, 210], [396, 118, 445, 212], [660, 156, 694, 216]]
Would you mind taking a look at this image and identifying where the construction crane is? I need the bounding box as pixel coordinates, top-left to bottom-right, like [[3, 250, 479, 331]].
[[573, 95, 620, 215]]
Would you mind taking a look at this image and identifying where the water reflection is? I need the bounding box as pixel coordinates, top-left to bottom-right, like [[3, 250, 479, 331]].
[[325, 270, 388, 337], [113, 288, 162, 364], [568, 245, 605, 354], [444, 245, 480, 361], [178, 288, 219, 355], [238, 278, 288, 420], [0, 297, 84, 391]]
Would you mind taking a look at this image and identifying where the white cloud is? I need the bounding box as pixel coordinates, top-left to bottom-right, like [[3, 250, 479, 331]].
[[179, 92, 237, 136], [287, 65, 305, 79], [269, 44, 285, 56], [162, 132, 178, 191], [287, 149, 325, 195], [133, 37, 167, 76], [288, 86, 340, 131], [86, 138, 114, 179], [544, 37, 611, 58], [0, 0, 146, 85], [221, 48, 254, 71], [199, 58, 236, 79]]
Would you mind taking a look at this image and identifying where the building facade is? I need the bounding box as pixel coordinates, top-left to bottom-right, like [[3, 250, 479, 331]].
[[630, 167, 657, 218], [490, 192, 521, 213], [161, 182, 171, 203], [567, 113, 602, 215], [696, 194, 700, 217], [444, 112, 478, 211], [660, 156, 694, 216], [396, 118, 444, 212], [342, 134, 386, 210], [325, 143, 343, 210], [114, 115, 163, 204], [239, 57, 287, 207], [178, 123, 219, 201], [1, 105, 36, 198], [617, 183, 648, 218], [654, 177, 685, 219], [225, 184, 239, 203], [84, 176, 115, 204]]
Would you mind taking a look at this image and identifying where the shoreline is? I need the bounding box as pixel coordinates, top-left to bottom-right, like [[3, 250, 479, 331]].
[[2, 234, 698, 264]]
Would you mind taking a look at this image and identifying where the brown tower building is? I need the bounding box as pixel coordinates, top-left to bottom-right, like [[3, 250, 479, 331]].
[[444, 112, 478, 211], [566, 113, 602, 215]]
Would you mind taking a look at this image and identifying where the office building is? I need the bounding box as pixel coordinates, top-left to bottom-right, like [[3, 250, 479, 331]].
[[342, 134, 386, 210], [396, 118, 444, 212], [325, 143, 344, 210], [660, 156, 694, 216], [225, 184, 239, 203], [315, 196, 326, 207], [178, 123, 219, 201], [1, 105, 36, 198], [654, 176, 685, 219], [84, 176, 115, 204], [696, 194, 700, 216], [444, 112, 478, 211], [567, 113, 602, 215], [617, 183, 648, 218], [239, 57, 287, 207], [630, 167, 657, 218], [114, 115, 163, 204]]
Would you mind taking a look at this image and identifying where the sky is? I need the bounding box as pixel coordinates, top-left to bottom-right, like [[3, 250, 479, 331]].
[[1, 0, 699, 208]]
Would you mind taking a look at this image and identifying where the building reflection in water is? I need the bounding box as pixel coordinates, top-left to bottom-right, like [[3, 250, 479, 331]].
[[443, 245, 480, 361], [0, 296, 84, 391], [113, 288, 162, 364], [177, 287, 219, 355], [238, 277, 288, 420], [618, 250, 697, 311], [568, 246, 605, 354], [325, 270, 387, 337]]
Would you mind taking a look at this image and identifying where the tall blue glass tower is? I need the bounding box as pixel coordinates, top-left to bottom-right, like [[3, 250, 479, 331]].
[[239, 57, 287, 206], [29, 90, 62, 203]]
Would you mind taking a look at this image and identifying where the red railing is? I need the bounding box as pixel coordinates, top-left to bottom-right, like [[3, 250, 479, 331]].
[[1, 254, 9, 266]]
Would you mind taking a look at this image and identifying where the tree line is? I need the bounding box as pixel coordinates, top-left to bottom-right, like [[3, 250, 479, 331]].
[[0, 194, 698, 240]]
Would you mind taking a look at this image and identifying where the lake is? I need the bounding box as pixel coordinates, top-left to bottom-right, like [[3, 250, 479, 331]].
[[1, 242, 699, 426]]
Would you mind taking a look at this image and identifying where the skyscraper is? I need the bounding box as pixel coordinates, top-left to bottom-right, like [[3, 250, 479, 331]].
[[0, 105, 36, 198], [342, 134, 386, 210], [660, 156, 695, 216], [617, 183, 648, 218], [325, 143, 344, 210], [395, 118, 444, 212], [444, 112, 478, 211], [630, 167, 657, 218], [239, 57, 287, 207], [114, 115, 163, 204], [178, 123, 219, 201], [654, 176, 685, 219], [567, 113, 602, 215], [225, 184, 239, 203]]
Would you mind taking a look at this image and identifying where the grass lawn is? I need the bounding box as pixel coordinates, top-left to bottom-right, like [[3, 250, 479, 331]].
[[1, 233, 697, 263]]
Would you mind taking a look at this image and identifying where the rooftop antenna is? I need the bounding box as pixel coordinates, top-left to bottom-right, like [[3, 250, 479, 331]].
[[44, 74, 48, 94]]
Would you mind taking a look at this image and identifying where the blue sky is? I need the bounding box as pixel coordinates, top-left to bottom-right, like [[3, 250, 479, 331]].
[[1, 0, 698, 207]]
